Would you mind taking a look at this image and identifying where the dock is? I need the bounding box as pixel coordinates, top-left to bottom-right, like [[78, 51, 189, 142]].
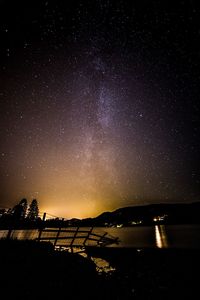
[[0, 226, 119, 252], [36, 226, 119, 252]]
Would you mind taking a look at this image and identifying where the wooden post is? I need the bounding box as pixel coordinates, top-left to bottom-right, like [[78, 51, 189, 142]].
[[54, 227, 61, 247], [42, 212, 46, 221], [7, 228, 12, 239], [38, 212, 46, 241], [54, 218, 64, 248], [97, 232, 107, 246], [83, 227, 93, 246], [70, 226, 79, 251]]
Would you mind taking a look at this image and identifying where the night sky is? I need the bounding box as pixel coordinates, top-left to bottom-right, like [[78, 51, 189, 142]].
[[0, 0, 199, 218]]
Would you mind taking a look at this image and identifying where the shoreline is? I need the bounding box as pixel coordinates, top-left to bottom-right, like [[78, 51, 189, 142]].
[[1, 239, 200, 299]]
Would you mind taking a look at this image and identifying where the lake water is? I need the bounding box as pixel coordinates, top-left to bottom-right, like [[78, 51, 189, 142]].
[[0, 224, 200, 248], [105, 224, 200, 248]]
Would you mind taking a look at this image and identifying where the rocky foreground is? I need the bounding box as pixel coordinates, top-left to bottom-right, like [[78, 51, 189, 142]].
[[1, 240, 199, 299]]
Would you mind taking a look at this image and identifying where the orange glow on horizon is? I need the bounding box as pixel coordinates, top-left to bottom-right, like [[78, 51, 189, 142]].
[[42, 203, 103, 219]]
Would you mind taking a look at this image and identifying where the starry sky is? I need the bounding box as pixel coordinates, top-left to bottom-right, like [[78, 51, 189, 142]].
[[0, 0, 199, 218]]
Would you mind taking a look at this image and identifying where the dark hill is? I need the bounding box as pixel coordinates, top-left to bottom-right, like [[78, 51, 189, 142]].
[[92, 202, 200, 226]]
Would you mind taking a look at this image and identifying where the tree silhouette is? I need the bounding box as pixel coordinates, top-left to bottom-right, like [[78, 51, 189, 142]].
[[12, 198, 28, 220], [27, 199, 39, 221]]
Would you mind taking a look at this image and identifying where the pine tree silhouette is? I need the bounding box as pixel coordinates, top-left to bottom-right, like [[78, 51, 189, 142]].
[[12, 198, 27, 220], [27, 199, 39, 221]]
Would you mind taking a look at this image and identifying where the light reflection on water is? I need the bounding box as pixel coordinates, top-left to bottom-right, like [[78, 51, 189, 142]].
[[155, 225, 169, 248], [91, 257, 116, 274]]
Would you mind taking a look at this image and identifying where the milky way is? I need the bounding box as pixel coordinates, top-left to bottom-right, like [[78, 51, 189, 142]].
[[0, 1, 199, 218]]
